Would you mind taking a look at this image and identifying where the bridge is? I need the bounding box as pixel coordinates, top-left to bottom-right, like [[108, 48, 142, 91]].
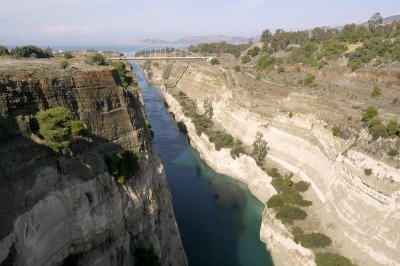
[[109, 46, 212, 61]]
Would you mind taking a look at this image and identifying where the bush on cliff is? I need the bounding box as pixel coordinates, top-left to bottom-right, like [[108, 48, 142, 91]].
[[134, 246, 161, 266], [109, 61, 133, 87], [91, 53, 107, 65], [36, 107, 72, 151], [71, 120, 87, 136], [315, 253, 355, 266], [292, 227, 332, 248], [275, 206, 307, 224], [36, 107, 89, 151], [105, 149, 139, 179]]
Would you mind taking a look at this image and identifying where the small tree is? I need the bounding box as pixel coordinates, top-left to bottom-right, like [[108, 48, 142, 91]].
[[361, 106, 378, 122], [35, 107, 72, 151], [371, 86, 381, 97], [252, 132, 269, 165], [211, 58, 220, 65], [91, 53, 107, 65], [203, 100, 213, 119], [368, 13, 383, 33], [64, 52, 73, 59]]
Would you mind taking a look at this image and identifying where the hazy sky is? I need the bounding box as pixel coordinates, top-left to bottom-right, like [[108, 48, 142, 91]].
[[1, 0, 399, 46]]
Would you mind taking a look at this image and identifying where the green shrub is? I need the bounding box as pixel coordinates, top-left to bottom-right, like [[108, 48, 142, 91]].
[[0, 45, 9, 56], [292, 227, 304, 243], [192, 114, 213, 136], [277, 66, 285, 73], [211, 58, 220, 65], [266, 195, 284, 209], [315, 253, 354, 266], [257, 55, 276, 71], [331, 124, 341, 136], [247, 46, 261, 57], [388, 149, 399, 157], [35, 107, 72, 151], [393, 98, 399, 105], [386, 119, 399, 136], [288, 111, 293, 118], [59, 60, 69, 69], [241, 55, 251, 63], [303, 73, 316, 87], [321, 38, 347, 59], [292, 181, 310, 192], [361, 106, 378, 122], [71, 120, 87, 136], [64, 52, 73, 59], [298, 233, 332, 248], [276, 206, 307, 223], [109, 61, 133, 87], [364, 168, 372, 175], [267, 168, 281, 178], [91, 53, 107, 65], [371, 85, 381, 97], [105, 150, 139, 179], [234, 66, 241, 72], [230, 139, 244, 159], [209, 130, 234, 151], [117, 176, 125, 185]]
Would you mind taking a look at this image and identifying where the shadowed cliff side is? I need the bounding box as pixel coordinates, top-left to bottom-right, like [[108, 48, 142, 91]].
[[0, 59, 187, 266]]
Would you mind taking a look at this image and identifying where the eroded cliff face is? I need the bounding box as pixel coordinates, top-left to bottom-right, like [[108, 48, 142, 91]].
[[0, 59, 187, 266], [144, 60, 400, 266]]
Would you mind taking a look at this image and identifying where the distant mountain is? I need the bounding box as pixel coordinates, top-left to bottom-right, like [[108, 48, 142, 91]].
[[382, 14, 400, 24], [174, 35, 252, 45], [119, 38, 170, 45]]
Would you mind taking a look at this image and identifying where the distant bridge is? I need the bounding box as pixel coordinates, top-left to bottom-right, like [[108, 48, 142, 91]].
[[109, 46, 212, 61]]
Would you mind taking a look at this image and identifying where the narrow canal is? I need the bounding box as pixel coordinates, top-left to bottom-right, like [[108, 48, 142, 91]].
[[132, 62, 273, 266]]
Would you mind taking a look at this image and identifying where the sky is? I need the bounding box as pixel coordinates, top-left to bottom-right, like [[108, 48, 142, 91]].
[[1, 0, 399, 46]]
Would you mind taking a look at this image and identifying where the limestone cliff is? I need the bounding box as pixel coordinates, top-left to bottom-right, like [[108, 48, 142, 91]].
[[0, 59, 187, 266], [144, 60, 400, 266]]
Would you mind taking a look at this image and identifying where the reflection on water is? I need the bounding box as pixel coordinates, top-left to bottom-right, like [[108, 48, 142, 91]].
[[131, 61, 273, 266]]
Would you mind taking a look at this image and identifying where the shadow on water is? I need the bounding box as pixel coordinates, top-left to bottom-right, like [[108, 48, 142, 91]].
[[131, 61, 273, 266]]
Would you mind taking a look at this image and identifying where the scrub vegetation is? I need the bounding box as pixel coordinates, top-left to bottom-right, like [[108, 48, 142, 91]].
[[35, 107, 87, 151]]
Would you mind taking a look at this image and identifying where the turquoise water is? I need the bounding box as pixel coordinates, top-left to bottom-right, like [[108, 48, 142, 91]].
[[131, 62, 274, 266]]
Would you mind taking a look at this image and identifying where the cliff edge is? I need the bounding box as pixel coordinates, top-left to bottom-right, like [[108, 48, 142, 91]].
[[0, 58, 187, 266]]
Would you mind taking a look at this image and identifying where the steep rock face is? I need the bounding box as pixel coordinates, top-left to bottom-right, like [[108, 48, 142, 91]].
[[145, 60, 400, 266], [0, 61, 187, 266], [159, 89, 316, 266]]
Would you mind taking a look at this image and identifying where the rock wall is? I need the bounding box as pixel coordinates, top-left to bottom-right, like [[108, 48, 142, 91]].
[[144, 60, 400, 266], [160, 89, 316, 266], [0, 62, 187, 266]]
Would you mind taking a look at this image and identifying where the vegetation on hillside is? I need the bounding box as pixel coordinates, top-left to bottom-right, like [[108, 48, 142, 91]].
[[188, 42, 251, 58], [361, 106, 400, 139], [109, 61, 134, 87], [255, 13, 400, 71], [176, 91, 245, 159], [10, 45, 52, 58], [0, 45, 9, 56]]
